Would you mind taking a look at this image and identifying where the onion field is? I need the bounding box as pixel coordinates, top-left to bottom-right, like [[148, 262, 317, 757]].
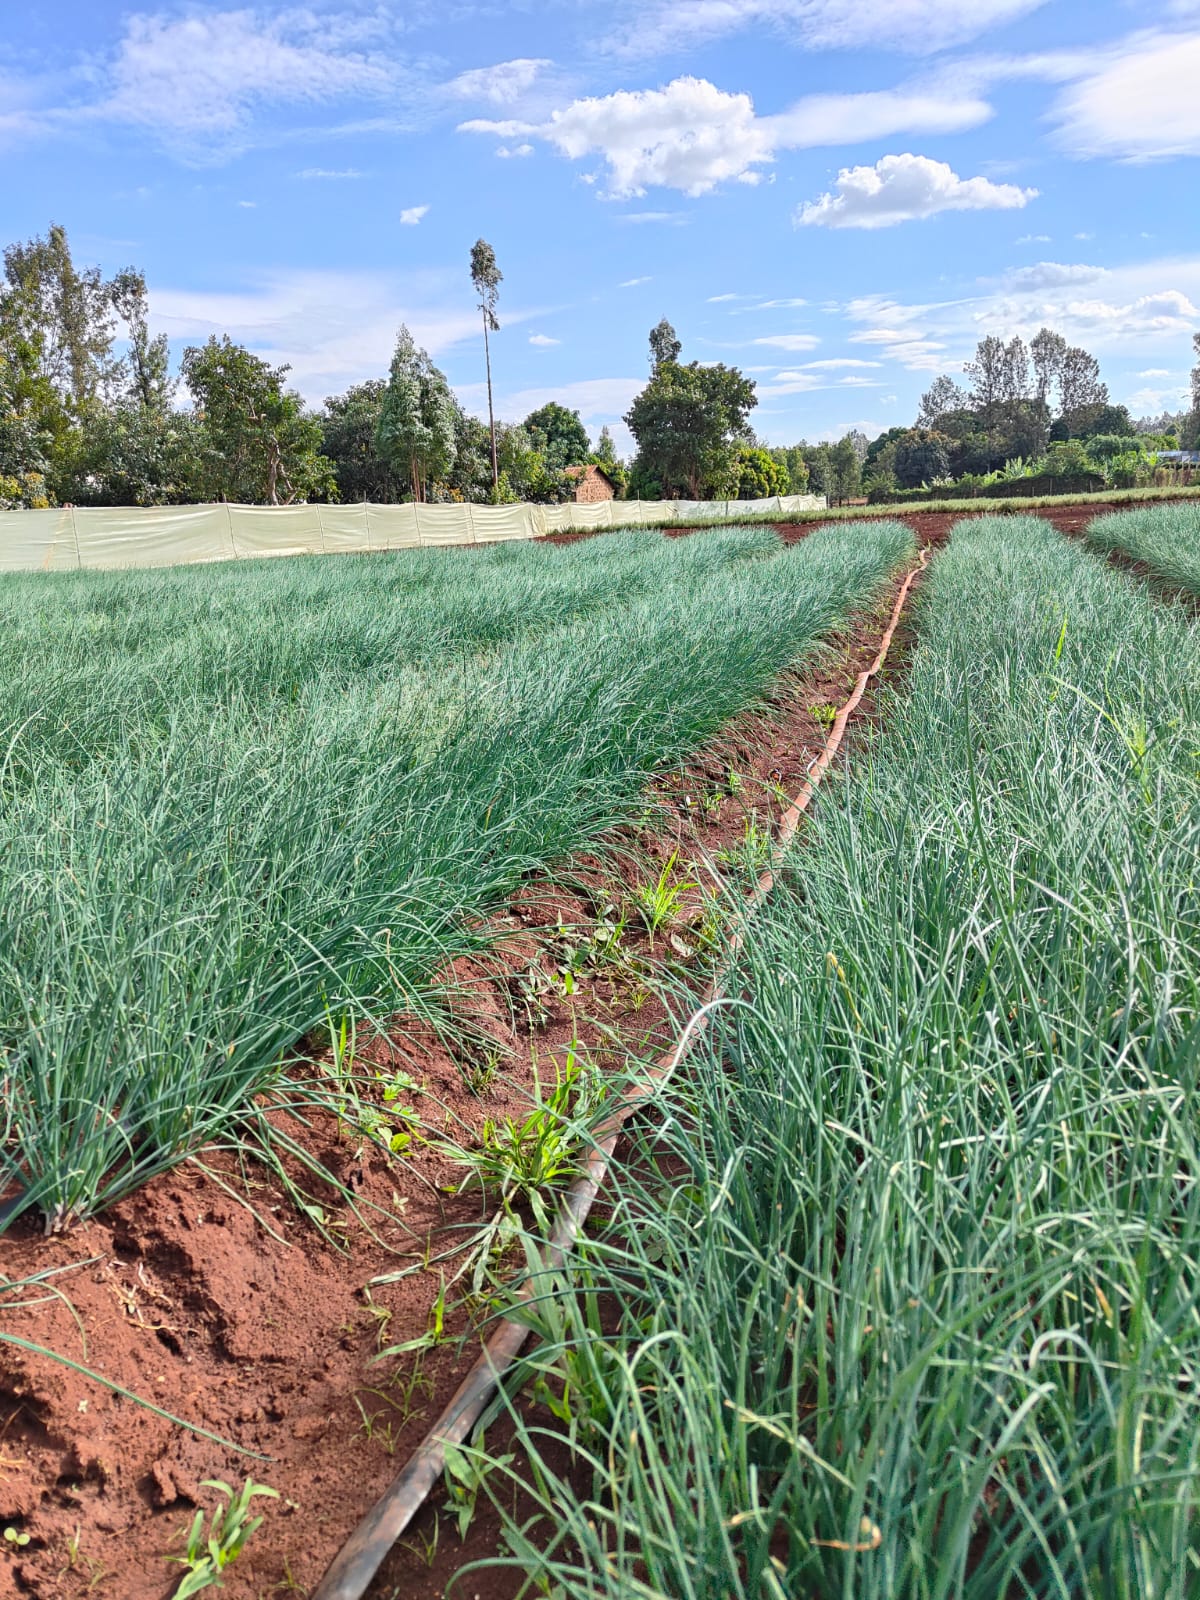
[[0, 522, 912, 1234], [478, 515, 1200, 1598], [1087, 500, 1200, 596]]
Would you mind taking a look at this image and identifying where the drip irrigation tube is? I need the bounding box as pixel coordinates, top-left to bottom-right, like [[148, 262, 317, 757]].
[[312, 549, 928, 1600]]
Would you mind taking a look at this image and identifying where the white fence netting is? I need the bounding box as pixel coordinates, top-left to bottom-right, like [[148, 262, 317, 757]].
[[0, 495, 824, 574]]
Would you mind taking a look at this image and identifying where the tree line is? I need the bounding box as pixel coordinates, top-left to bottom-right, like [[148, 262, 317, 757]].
[[0, 225, 635, 510], [3, 223, 1197, 512]]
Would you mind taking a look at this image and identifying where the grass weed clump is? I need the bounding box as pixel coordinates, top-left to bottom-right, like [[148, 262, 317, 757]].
[[474, 515, 1200, 1599], [1087, 500, 1200, 596], [0, 522, 913, 1232]]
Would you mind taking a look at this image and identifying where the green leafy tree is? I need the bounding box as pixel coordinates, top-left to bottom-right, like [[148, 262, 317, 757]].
[[0, 348, 58, 487], [182, 336, 334, 505], [1, 224, 118, 409], [1043, 439, 1094, 477], [893, 428, 952, 489], [496, 423, 567, 503], [470, 239, 502, 493], [1030, 327, 1067, 410], [805, 443, 832, 499], [827, 435, 862, 504], [322, 379, 407, 502], [1058, 345, 1108, 417], [523, 402, 590, 470], [443, 406, 493, 502], [734, 445, 788, 499], [60, 405, 204, 507], [375, 326, 458, 502], [767, 444, 810, 494], [863, 427, 908, 471], [590, 424, 628, 496], [1085, 434, 1143, 469], [916, 376, 969, 429], [1188, 332, 1200, 449], [648, 318, 682, 370], [594, 424, 618, 468], [862, 440, 898, 501], [1050, 402, 1134, 442], [625, 326, 757, 499], [110, 268, 172, 411]]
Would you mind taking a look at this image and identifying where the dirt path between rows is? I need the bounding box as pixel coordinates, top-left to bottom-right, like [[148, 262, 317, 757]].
[[0, 507, 1084, 1600]]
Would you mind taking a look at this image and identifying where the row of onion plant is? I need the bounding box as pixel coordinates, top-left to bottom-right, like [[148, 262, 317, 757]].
[[0, 522, 913, 1234], [470, 513, 1200, 1600], [1087, 500, 1200, 597]]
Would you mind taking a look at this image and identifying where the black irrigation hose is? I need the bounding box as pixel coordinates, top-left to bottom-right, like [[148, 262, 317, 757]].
[[312, 551, 929, 1600]]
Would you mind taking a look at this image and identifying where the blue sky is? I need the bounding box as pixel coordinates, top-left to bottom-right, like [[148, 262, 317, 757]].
[[4, 2, 1198, 450]]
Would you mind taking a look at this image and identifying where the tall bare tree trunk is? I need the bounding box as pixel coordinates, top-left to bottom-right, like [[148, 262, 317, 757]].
[[483, 311, 498, 493]]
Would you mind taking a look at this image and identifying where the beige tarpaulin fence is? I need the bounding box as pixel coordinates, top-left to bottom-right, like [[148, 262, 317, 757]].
[[0, 494, 824, 575]]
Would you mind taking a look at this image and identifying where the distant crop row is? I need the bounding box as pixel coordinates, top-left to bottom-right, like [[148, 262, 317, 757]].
[[480, 514, 1200, 1598], [1087, 500, 1200, 597], [0, 522, 913, 1233]]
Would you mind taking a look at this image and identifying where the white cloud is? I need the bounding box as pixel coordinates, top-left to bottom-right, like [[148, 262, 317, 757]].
[[1123, 384, 1191, 414], [529, 333, 560, 346], [609, 0, 1049, 58], [766, 90, 991, 147], [835, 255, 1200, 377], [462, 377, 644, 443], [1059, 289, 1199, 334], [460, 77, 990, 198], [236, 199, 256, 209], [1002, 261, 1106, 289], [447, 58, 552, 105], [753, 333, 821, 351], [620, 276, 653, 287], [1138, 368, 1171, 378], [1052, 32, 1200, 159], [797, 154, 1035, 229], [297, 167, 364, 180], [91, 9, 396, 150], [400, 205, 430, 225], [799, 358, 883, 369], [840, 304, 950, 369], [707, 293, 741, 302], [153, 268, 539, 404], [731, 296, 808, 313], [1016, 233, 1051, 244], [615, 211, 691, 225], [496, 143, 534, 158]]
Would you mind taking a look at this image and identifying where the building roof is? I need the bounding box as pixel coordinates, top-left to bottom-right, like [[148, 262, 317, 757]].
[[564, 463, 617, 486]]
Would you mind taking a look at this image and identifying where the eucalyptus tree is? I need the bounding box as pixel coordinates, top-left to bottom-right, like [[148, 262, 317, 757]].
[[470, 239, 502, 494], [375, 325, 457, 502]]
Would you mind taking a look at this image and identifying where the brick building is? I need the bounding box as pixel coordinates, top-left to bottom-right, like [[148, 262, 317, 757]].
[[563, 464, 617, 504]]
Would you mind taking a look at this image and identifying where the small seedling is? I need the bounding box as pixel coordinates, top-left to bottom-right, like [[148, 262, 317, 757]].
[[399, 1518, 440, 1570], [631, 851, 698, 943], [377, 1275, 448, 1358], [809, 701, 837, 729], [465, 1046, 503, 1094], [4, 1526, 30, 1548], [323, 1005, 357, 1087], [715, 815, 773, 876], [442, 1442, 514, 1540], [169, 1478, 278, 1597], [450, 1046, 602, 1206], [354, 1394, 402, 1456]]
